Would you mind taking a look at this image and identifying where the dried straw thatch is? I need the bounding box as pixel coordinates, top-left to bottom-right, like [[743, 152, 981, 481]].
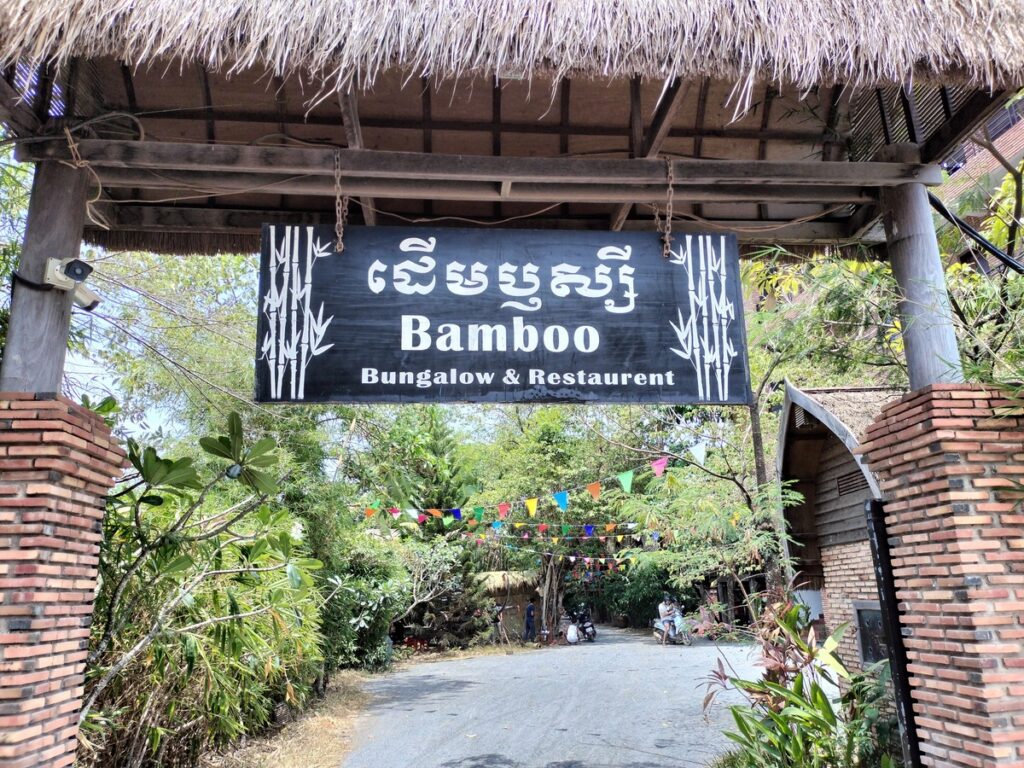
[[2, 1, 1024, 101], [475, 570, 540, 595]]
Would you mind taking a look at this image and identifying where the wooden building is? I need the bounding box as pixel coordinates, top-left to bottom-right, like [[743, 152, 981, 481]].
[[778, 383, 902, 672]]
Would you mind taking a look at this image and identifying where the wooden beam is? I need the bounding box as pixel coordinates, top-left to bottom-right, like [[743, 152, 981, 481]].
[[899, 84, 920, 144], [628, 77, 643, 157], [339, 88, 378, 225], [758, 85, 776, 220], [0, 74, 40, 136], [0, 162, 89, 392], [92, 203, 851, 243], [921, 89, 1010, 164], [610, 78, 688, 230], [421, 77, 433, 217], [87, 168, 878, 204], [108, 107, 827, 143], [692, 77, 711, 218], [559, 79, 570, 218], [22, 138, 941, 187]]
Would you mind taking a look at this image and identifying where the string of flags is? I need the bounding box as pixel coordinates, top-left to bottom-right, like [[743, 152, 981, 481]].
[[470, 536, 635, 569], [362, 454, 676, 523]]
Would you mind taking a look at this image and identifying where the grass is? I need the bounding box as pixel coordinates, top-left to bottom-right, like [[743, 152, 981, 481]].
[[203, 671, 370, 768]]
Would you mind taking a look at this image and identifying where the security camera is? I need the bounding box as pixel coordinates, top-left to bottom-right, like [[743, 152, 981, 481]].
[[72, 284, 101, 312], [62, 259, 93, 283], [44, 257, 94, 291]]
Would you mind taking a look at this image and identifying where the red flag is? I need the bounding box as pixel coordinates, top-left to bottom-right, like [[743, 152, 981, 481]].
[[498, 502, 511, 518]]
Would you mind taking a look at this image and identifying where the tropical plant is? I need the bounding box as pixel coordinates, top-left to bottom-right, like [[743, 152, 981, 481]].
[[80, 412, 328, 768]]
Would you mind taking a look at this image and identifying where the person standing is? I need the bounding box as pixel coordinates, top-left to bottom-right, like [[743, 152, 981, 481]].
[[522, 597, 537, 642]]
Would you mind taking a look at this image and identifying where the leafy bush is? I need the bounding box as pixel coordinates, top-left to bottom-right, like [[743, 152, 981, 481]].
[[80, 413, 326, 768], [707, 596, 902, 768]]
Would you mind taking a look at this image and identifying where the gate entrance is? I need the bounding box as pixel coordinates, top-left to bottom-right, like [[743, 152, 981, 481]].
[[1, 5, 1023, 766]]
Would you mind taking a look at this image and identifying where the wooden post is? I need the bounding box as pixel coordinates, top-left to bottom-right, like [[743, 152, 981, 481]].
[[0, 161, 90, 393], [877, 144, 964, 390]]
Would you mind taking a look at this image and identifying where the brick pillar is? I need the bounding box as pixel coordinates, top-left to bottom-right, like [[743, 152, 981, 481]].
[[859, 383, 1024, 768], [0, 394, 125, 768]]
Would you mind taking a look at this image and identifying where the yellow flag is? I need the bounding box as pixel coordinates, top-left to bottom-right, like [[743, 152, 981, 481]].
[[552, 537, 560, 545], [616, 535, 623, 543], [526, 498, 538, 517]]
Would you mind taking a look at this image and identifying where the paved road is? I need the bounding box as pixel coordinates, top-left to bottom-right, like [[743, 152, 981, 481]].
[[342, 627, 760, 768]]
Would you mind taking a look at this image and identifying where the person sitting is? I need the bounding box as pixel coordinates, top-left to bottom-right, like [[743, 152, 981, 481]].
[[657, 594, 676, 644]]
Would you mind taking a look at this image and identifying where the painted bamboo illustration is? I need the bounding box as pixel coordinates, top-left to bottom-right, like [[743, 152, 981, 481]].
[[668, 234, 737, 402], [260, 226, 334, 400]]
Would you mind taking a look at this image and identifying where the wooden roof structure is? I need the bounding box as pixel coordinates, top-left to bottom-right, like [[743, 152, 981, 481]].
[[1, 1, 1021, 255]]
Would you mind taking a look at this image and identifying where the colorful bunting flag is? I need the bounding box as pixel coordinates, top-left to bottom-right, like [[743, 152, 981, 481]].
[[561, 524, 571, 536], [584, 524, 594, 537], [452, 508, 462, 520], [538, 523, 549, 533], [498, 502, 511, 519], [651, 531, 661, 542], [552, 491, 569, 511], [389, 507, 401, 518], [605, 523, 616, 532], [525, 497, 538, 517], [370, 499, 383, 510], [417, 513, 428, 524], [492, 520, 503, 529], [650, 457, 669, 477], [586, 482, 601, 501], [428, 508, 442, 518], [617, 470, 634, 493], [364, 508, 375, 518], [690, 441, 708, 466], [474, 507, 485, 522], [616, 535, 623, 543]]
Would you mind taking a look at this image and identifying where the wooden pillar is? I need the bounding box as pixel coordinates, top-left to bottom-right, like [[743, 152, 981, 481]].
[[877, 144, 964, 390], [0, 162, 90, 394]]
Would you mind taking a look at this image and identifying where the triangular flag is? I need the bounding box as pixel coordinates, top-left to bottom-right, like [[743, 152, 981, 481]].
[[364, 508, 375, 518], [584, 525, 594, 537], [468, 519, 478, 527], [389, 507, 401, 518], [417, 513, 427, 524], [474, 507, 485, 522], [552, 537, 560, 545], [561, 524, 571, 536], [586, 482, 601, 501], [538, 523, 549, 533], [498, 502, 511, 519], [651, 531, 661, 542], [525, 498, 538, 517], [650, 457, 669, 477], [690, 441, 708, 466], [605, 523, 616, 532], [442, 515, 454, 528], [370, 499, 383, 510], [452, 508, 462, 520], [552, 491, 569, 511], [617, 470, 634, 493], [429, 508, 442, 518], [514, 522, 524, 529], [599, 536, 607, 542], [492, 520, 503, 530], [616, 534, 623, 543]]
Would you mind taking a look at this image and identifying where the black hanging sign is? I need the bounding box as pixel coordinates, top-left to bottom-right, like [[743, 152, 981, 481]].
[[256, 225, 750, 404]]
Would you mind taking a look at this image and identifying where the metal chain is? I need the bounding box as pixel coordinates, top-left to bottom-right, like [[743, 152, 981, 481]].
[[661, 156, 674, 259], [334, 149, 350, 252]]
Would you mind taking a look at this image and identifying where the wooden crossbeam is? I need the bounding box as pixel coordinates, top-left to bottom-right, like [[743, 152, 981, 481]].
[[92, 203, 852, 243], [339, 89, 378, 225], [19, 139, 942, 189], [610, 78, 689, 231], [91, 107, 828, 143], [83, 168, 879, 204]]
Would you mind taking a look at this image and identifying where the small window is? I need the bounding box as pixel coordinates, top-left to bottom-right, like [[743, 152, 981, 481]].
[[853, 601, 889, 664], [837, 470, 869, 496]]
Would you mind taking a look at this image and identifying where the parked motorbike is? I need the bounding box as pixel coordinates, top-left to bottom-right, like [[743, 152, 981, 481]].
[[569, 605, 597, 642], [652, 616, 692, 646]]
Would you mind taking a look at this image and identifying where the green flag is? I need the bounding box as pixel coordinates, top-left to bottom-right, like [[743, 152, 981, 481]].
[[617, 470, 634, 494]]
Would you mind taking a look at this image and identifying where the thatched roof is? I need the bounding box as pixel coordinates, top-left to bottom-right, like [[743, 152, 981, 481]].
[[795, 386, 904, 443], [475, 570, 540, 595], [2, 1, 1024, 98]]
